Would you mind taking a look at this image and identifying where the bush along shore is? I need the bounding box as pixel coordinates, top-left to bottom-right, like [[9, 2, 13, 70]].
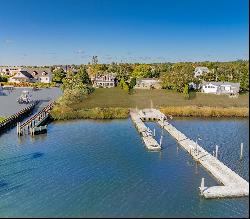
[[160, 106, 249, 118], [51, 106, 129, 120]]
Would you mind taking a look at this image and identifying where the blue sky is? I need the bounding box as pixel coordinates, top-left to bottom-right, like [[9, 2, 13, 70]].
[[0, 0, 249, 65]]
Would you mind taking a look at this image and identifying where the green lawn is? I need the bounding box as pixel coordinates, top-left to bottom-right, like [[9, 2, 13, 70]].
[[72, 88, 249, 109]]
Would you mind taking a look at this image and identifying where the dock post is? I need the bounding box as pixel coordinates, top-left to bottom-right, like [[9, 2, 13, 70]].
[[215, 145, 218, 159], [212, 150, 215, 157], [240, 143, 244, 160], [153, 128, 156, 137], [199, 178, 205, 195], [160, 135, 163, 147], [16, 122, 19, 135]]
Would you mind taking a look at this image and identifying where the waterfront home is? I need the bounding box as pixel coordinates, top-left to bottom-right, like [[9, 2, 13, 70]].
[[8, 69, 52, 83], [92, 73, 116, 88], [30, 70, 52, 83], [134, 78, 162, 89], [194, 67, 210, 78], [9, 71, 34, 83], [0, 67, 22, 76], [201, 81, 240, 95]]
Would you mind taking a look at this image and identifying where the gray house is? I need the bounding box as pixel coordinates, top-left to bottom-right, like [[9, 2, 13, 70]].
[[201, 81, 240, 95]]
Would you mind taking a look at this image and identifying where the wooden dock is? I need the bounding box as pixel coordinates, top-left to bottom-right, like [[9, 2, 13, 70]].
[[0, 101, 39, 134], [17, 101, 55, 136], [156, 113, 249, 199], [130, 109, 161, 151], [130, 108, 249, 199]]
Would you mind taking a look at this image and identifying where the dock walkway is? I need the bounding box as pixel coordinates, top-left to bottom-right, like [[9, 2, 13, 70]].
[[17, 101, 55, 136], [130, 108, 249, 199], [157, 114, 249, 199]]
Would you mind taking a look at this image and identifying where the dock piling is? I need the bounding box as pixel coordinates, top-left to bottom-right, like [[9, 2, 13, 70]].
[[160, 135, 163, 147], [215, 145, 218, 159], [240, 143, 244, 160]]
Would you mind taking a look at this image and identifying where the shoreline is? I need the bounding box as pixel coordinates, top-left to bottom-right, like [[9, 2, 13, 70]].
[[50, 106, 249, 121]]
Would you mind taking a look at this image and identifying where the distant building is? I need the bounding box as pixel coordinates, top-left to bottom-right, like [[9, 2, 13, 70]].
[[53, 65, 77, 74], [201, 82, 240, 95], [92, 74, 116, 88], [0, 67, 22, 76], [8, 68, 52, 83], [194, 67, 210, 78], [134, 78, 162, 89]]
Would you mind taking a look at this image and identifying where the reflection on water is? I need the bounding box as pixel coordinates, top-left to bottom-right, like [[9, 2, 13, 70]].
[[0, 118, 249, 217]]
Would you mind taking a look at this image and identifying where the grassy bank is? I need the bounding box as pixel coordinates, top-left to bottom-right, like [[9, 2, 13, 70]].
[[0, 117, 5, 122], [160, 106, 249, 118], [51, 88, 249, 120], [72, 88, 249, 109], [51, 106, 129, 120]]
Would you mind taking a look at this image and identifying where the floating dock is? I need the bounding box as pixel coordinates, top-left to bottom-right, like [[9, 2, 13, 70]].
[[130, 109, 161, 151], [130, 108, 249, 199]]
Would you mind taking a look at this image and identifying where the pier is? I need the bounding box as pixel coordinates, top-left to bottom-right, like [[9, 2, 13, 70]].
[[17, 101, 55, 136], [130, 108, 249, 199], [0, 101, 39, 134]]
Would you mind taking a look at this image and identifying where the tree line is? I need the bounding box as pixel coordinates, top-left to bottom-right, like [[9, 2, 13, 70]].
[[52, 58, 249, 93]]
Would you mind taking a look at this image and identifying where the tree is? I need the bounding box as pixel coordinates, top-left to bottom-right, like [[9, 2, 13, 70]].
[[76, 66, 91, 84], [161, 63, 194, 92], [52, 69, 66, 83], [132, 64, 152, 78], [183, 84, 190, 99], [129, 77, 136, 89]]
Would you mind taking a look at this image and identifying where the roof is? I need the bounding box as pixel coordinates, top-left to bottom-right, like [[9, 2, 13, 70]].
[[202, 81, 240, 88], [137, 78, 160, 82], [18, 71, 34, 78], [195, 67, 209, 72], [23, 68, 51, 77]]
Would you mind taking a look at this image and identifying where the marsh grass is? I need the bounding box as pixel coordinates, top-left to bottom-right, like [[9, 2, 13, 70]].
[[160, 106, 249, 117]]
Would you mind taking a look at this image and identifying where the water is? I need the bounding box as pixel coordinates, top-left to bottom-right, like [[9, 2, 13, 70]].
[[0, 118, 249, 217]]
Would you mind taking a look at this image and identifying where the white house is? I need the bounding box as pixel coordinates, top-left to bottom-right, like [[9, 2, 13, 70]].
[[30, 70, 52, 83], [8, 69, 52, 83], [92, 74, 116, 88], [0, 67, 22, 76], [9, 71, 34, 83], [201, 82, 240, 95], [194, 67, 210, 78], [134, 78, 161, 89]]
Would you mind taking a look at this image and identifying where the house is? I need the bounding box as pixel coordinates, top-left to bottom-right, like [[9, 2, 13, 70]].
[[134, 78, 162, 89], [8, 69, 52, 83], [201, 82, 240, 95], [29, 69, 52, 83], [0, 67, 22, 76], [194, 67, 210, 78], [92, 74, 116, 88], [9, 71, 34, 83]]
